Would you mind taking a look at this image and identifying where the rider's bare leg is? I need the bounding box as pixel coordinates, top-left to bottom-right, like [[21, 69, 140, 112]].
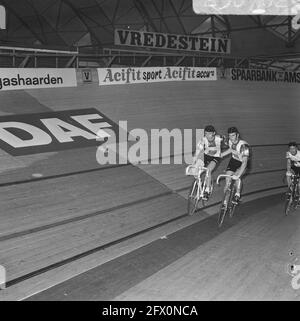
[[206, 161, 217, 193], [234, 173, 242, 197], [224, 170, 234, 193], [287, 174, 292, 189]]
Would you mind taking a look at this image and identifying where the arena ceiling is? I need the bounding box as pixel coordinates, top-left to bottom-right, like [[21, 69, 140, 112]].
[[0, 0, 299, 52]]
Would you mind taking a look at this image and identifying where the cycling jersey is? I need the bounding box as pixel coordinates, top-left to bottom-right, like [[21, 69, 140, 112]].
[[286, 150, 300, 167], [197, 135, 224, 157], [229, 139, 250, 162]]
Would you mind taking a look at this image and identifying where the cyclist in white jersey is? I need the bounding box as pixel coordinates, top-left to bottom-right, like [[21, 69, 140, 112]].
[[193, 125, 226, 200], [286, 142, 300, 191], [221, 127, 250, 204]]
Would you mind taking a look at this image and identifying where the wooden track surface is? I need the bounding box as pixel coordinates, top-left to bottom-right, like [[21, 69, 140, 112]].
[[113, 196, 300, 301], [23, 194, 300, 301], [0, 77, 298, 299]]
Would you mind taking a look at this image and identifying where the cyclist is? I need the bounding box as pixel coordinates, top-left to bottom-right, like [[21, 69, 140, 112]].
[[286, 142, 300, 192], [193, 125, 226, 200], [221, 127, 250, 204]]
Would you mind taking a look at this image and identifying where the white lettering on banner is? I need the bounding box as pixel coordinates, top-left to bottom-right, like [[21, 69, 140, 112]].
[[71, 114, 112, 139], [231, 68, 300, 83], [0, 68, 77, 91], [82, 69, 92, 82], [40, 118, 97, 143], [115, 29, 230, 54], [0, 122, 52, 148], [0, 109, 119, 156], [0, 5, 6, 30], [98, 67, 217, 86]]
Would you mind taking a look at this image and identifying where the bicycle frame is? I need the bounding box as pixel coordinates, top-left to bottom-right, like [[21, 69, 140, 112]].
[[290, 175, 300, 197], [286, 174, 300, 213], [217, 174, 240, 203], [216, 174, 242, 227], [187, 165, 209, 200], [216, 174, 241, 188]]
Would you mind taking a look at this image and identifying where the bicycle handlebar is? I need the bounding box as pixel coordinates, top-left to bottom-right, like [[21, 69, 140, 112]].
[[185, 165, 208, 178], [216, 174, 241, 185]]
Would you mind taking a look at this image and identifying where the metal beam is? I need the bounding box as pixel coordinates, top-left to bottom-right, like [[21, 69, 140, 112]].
[[211, 15, 216, 38], [1, 0, 46, 44], [24, 0, 48, 43], [112, 0, 121, 25], [19, 55, 31, 68], [133, 0, 158, 32], [168, 0, 187, 34], [141, 55, 152, 67], [235, 58, 248, 67], [207, 57, 218, 67], [65, 55, 77, 67], [293, 64, 300, 71], [193, 22, 290, 36], [105, 56, 116, 67], [61, 0, 104, 46], [150, 0, 171, 33], [175, 56, 185, 66], [287, 16, 294, 47]]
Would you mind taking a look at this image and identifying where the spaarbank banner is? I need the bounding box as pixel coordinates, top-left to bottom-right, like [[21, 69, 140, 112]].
[[0, 68, 77, 91], [115, 29, 231, 54], [98, 67, 217, 86], [231, 68, 300, 83], [0, 109, 120, 156]]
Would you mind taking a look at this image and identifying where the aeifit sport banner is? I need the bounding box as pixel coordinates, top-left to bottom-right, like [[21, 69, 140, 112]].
[[0, 68, 77, 91], [98, 67, 217, 86], [230, 68, 300, 83], [114, 29, 231, 54]]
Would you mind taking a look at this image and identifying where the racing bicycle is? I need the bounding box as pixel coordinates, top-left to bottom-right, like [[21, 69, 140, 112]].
[[285, 174, 300, 215], [186, 165, 212, 215], [216, 174, 241, 227]]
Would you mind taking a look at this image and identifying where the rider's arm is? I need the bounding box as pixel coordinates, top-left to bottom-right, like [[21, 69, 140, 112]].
[[287, 157, 292, 173], [235, 156, 248, 178], [221, 148, 231, 158], [234, 144, 250, 178], [193, 141, 204, 163], [220, 136, 230, 158]]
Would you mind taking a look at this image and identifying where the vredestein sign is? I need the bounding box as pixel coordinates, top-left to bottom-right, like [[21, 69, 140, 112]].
[[114, 29, 231, 54]]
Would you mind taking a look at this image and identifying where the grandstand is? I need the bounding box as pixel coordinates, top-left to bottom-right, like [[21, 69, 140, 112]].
[[0, 0, 299, 302]]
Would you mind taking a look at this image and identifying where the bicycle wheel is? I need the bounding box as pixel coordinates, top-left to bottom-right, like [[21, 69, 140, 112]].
[[294, 184, 300, 209], [187, 181, 200, 216], [203, 180, 213, 207], [218, 189, 230, 227], [218, 205, 227, 227], [228, 187, 237, 218], [285, 189, 293, 216]]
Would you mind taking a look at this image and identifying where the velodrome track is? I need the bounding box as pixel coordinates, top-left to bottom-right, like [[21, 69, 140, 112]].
[[0, 76, 299, 300]]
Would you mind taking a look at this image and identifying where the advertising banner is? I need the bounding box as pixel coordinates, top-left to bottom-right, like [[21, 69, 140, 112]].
[[98, 67, 217, 86], [0, 68, 77, 91]]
